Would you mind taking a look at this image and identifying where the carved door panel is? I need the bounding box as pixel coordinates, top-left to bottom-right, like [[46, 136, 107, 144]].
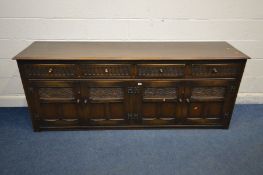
[[183, 79, 236, 125], [135, 81, 184, 125], [29, 81, 81, 126], [81, 81, 130, 126]]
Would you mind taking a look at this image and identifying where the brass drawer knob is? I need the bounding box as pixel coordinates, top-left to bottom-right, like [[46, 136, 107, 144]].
[[178, 98, 183, 103], [48, 68, 53, 73], [212, 68, 218, 73], [194, 106, 199, 110]]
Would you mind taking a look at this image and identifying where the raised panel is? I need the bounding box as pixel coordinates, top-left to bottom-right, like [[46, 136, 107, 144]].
[[186, 102, 223, 119], [109, 103, 126, 119], [189, 103, 203, 118], [207, 102, 223, 117], [39, 103, 60, 119], [140, 102, 178, 119]]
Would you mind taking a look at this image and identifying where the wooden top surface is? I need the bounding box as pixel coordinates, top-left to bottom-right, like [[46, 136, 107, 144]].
[[14, 42, 249, 60]]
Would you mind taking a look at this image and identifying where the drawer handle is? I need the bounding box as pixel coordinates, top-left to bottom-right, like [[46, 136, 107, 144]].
[[48, 68, 53, 73], [212, 68, 218, 73], [194, 106, 199, 110], [178, 98, 183, 103], [76, 99, 80, 104], [84, 99, 88, 104], [159, 68, 163, 73], [104, 68, 109, 73], [186, 98, 190, 103]]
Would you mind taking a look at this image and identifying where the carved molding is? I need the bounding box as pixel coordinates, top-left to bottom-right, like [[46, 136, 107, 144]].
[[143, 88, 177, 99], [192, 87, 225, 98], [39, 88, 74, 99], [89, 88, 124, 100]]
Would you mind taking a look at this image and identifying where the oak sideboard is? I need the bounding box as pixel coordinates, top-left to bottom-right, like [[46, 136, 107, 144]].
[[14, 42, 249, 131]]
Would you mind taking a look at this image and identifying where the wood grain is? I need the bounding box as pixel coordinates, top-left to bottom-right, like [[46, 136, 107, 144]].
[[14, 42, 250, 60]]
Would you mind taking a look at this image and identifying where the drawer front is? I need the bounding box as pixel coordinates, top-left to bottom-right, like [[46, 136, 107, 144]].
[[137, 64, 185, 78], [80, 64, 132, 78], [23, 64, 76, 78], [192, 64, 241, 78]]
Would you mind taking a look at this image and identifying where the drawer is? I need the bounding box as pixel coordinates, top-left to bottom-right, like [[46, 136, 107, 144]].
[[23, 64, 76, 78], [191, 63, 241, 78], [80, 64, 132, 78], [137, 64, 185, 78]]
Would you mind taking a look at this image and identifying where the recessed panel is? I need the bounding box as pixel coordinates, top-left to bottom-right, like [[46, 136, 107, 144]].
[[189, 103, 203, 118], [207, 102, 223, 117]]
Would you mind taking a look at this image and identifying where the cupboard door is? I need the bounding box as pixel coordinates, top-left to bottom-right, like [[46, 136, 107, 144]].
[[81, 81, 130, 126], [135, 81, 184, 125], [183, 79, 236, 126], [29, 81, 81, 126]]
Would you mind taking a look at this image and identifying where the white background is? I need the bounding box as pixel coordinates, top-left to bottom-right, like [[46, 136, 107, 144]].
[[0, 0, 262, 106]]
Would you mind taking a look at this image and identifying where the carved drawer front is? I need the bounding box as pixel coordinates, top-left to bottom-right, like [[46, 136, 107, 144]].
[[80, 64, 131, 78], [192, 63, 240, 78], [137, 64, 185, 78], [23, 64, 76, 78]]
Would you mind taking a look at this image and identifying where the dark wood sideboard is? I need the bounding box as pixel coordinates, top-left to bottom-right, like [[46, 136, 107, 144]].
[[14, 42, 249, 131]]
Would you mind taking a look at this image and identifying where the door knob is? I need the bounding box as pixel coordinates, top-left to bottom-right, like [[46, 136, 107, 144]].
[[186, 98, 190, 103], [76, 99, 80, 103], [178, 98, 183, 103], [84, 99, 88, 104], [212, 68, 218, 73], [48, 68, 53, 73], [104, 68, 109, 73]]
